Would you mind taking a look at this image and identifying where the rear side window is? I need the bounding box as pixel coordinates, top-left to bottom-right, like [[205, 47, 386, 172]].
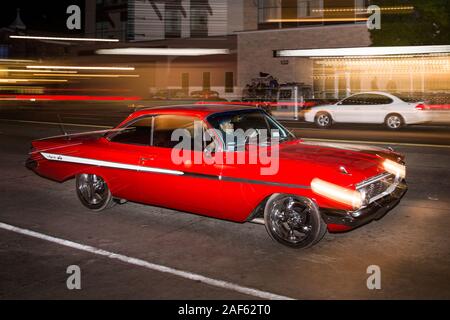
[[341, 94, 393, 105], [110, 117, 153, 146], [364, 94, 393, 105], [153, 115, 203, 150]]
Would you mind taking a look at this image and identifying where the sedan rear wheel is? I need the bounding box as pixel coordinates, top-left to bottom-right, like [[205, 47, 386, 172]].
[[76, 174, 114, 212], [385, 114, 404, 130], [264, 194, 327, 248]]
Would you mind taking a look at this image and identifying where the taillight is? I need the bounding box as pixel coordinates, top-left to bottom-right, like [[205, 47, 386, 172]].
[[415, 103, 426, 110]]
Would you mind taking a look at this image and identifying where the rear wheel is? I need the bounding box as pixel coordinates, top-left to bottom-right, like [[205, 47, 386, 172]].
[[385, 113, 404, 130], [76, 174, 115, 212], [264, 194, 327, 248], [314, 112, 332, 128]]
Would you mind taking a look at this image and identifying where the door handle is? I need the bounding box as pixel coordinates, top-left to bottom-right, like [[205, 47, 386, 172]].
[[140, 155, 156, 162]]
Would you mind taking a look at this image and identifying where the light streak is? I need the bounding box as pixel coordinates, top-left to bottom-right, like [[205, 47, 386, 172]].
[[10, 35, 119, 42], [26, 65, 135, 71], [96, 48, 230, 56]]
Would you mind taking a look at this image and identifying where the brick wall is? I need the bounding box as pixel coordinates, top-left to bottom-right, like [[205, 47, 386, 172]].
[[237, 24, 371, 91]]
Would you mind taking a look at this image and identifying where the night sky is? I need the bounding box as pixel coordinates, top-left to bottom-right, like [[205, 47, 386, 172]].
[[1, 0, 85, 33]]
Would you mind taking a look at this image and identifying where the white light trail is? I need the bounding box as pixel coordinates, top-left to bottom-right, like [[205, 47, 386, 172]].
[[96, 48, 230, 56], [10, 35, 119, 42], [275, 45, 450, 57]]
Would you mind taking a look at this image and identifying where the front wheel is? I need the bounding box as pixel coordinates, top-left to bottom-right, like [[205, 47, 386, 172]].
[[264, 194, 327, 248], [76, 174, 115, 212]]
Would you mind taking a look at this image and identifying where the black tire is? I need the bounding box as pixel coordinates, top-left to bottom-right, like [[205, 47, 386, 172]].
[[314, 112, 333, 129], [385, 113, 404, 130], [264, 194, 327, 248], [76, 174, 115, 212]]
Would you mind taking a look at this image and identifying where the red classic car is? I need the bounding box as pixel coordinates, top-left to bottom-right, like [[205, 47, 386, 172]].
[[26, 105, 407, 248]]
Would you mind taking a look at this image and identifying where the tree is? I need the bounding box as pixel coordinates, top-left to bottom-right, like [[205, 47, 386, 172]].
[[369, 0, 449, 46]]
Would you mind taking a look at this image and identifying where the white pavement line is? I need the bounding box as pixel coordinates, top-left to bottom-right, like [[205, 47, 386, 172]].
[[0, 119, 111, 129], [302, 137, 450, 149], [0, 222, 293, 300]]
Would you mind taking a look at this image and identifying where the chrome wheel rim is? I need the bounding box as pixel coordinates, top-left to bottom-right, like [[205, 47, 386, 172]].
[[387, 116, 401, 128], [317, 114, 330, 126], [268, 196, 313, 244], [77, 174, 108, 205]]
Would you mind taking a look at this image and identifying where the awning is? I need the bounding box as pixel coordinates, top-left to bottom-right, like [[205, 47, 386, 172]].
[[274, 45, 450, 58]]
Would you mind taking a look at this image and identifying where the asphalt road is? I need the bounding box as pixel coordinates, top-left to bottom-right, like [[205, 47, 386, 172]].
[[0, 119, 450, 299], [1, 101, 450, 146]]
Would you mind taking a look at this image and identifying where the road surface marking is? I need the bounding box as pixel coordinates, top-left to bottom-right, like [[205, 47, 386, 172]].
[[1, 118, 449, 148], [302, 138, 450, 149], [0, 118, 111, 129], [0, 222, 293, 300]]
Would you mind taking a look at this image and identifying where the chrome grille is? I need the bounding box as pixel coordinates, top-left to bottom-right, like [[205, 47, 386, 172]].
[[366, 175, 395, 199]]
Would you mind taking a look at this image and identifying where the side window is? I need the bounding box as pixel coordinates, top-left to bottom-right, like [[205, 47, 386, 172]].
[[153, 115, 204, 150], [109, 117, 153, 146], [341, 94, 393, 105], [365, 94, 393, 105], [340, 94, 366, 105]]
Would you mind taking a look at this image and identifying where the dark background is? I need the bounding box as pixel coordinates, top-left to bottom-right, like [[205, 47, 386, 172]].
[[1, 0, 85, 33]]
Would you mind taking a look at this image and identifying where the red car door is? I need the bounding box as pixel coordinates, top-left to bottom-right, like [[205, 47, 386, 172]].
[[136, 114, 225, 218], [100, 116, 154, 203]]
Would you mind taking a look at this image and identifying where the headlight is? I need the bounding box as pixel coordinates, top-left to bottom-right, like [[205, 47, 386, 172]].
[[383, 159, 406, 179], [311, 178, 364, 209]]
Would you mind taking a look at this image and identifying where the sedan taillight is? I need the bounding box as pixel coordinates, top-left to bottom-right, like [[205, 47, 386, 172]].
[[415, 103, 426, 110]]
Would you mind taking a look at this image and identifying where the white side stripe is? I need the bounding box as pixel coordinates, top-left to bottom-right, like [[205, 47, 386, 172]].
[[41, 152, 184, 176], [0, 222, 293, 300]]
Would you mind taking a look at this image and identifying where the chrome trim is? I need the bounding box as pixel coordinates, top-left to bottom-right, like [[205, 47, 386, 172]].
[[356, 172, 393, 189], [41, 152, 311, 190], [356, 172, 400, 205]]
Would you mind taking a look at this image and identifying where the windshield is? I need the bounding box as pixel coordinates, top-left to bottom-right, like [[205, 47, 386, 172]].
[[207, 109, 295, 151]]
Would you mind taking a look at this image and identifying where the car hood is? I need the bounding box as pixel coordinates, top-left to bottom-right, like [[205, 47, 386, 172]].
[[279, 139, 403, 182]]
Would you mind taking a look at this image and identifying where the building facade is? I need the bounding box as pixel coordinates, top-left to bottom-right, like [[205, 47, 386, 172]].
[[82, 0, 384, 99], [3, 1, 447, 101]]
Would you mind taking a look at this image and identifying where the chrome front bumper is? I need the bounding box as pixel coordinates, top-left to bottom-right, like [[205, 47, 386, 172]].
[[321, 180, 408, 229]]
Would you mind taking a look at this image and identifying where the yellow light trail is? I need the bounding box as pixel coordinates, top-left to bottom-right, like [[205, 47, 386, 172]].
[[266, 17, 368, 23], [26, 65, 135, 71], [0, 79, 68, 83], [32, 73, 140, 78], [312, 6, 414, 13], [0, 69, 78, 74]]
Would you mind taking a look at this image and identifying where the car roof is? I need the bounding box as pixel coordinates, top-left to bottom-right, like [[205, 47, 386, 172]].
[[130, 104, 257, 119], [348, 91, 397, 97], [344, 91, 403, 101]]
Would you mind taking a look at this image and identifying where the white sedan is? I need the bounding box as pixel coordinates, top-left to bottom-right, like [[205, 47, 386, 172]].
[[304, 92, 431, 129]]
